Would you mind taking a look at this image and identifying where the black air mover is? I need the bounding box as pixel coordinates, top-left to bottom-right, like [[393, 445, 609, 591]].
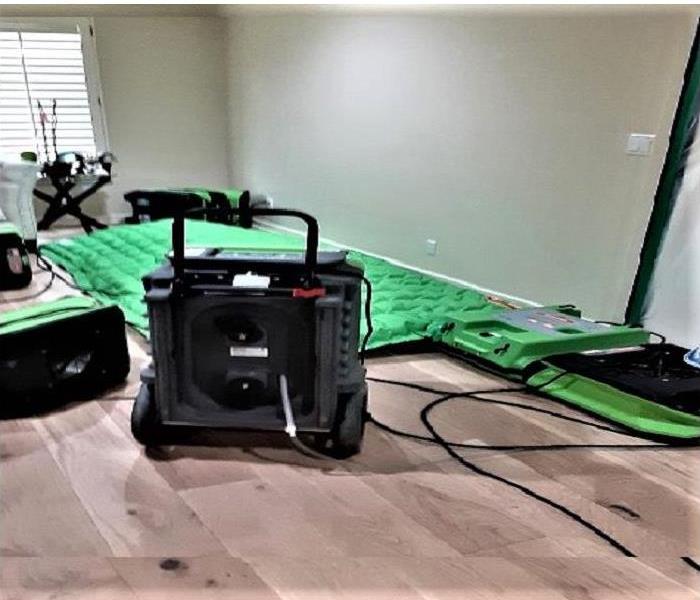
[[0, 297, 130, 417], [132, 203, 368, 457]]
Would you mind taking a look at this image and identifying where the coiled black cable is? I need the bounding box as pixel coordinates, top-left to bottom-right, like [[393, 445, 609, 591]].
[[357, 276, 661, 558], [418, 391, 636, 557]]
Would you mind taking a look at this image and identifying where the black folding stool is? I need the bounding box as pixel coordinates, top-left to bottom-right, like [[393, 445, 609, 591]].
[[33, 153, 113, 233]]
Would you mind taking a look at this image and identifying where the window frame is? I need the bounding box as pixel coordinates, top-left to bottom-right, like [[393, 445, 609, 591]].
[[0, 16, 110, 156]]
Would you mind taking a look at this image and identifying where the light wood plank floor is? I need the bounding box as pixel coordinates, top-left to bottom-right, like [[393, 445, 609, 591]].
[[1, 253, 699, 599]]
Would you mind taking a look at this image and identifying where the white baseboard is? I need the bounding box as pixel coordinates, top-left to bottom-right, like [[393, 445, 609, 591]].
[[98, 211, 131, 224], [57, 211, 538, 308], [255, 218, 539, 308], [33, 211, 131, 230]]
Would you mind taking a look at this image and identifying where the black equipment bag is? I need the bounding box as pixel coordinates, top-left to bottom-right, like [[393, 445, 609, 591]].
[[123, 189, 254, 227], [0, 297, 130, 417]]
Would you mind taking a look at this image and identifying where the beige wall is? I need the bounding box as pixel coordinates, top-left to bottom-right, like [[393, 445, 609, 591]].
[[225, 9, 696, 320], [86, 16, 230, 218]]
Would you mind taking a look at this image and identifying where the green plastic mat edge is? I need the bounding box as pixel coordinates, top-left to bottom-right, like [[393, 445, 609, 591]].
[[0, 296, 102, 335], [528, 365, 700, 440], [0, 222, 21, 236]]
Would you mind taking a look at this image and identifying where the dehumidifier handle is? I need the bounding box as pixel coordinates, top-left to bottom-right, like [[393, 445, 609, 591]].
[[245, 207, 319, 271], [171, 192, 320, 281]]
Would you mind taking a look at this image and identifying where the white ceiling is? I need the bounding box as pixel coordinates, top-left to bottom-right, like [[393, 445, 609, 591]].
[[0, 5, 222, 17], [1, 4, 697, 19]]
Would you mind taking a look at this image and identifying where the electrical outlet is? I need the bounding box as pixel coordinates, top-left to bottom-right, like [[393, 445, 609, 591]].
[[251, 193, 273, 208], [425, 239, 437, 256], [626, 133, 655, 156]]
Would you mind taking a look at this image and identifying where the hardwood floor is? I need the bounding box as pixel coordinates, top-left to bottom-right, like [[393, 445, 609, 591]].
[[1, 254, 699, 598]]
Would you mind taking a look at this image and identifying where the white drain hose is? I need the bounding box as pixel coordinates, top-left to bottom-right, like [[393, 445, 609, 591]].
[[278, 374, 333, 460], [279, 373, 297, 438]]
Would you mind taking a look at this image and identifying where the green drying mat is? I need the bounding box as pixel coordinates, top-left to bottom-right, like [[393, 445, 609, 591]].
[[40, 219, 492, 349], [528, 366, 700, 441], [37, 221, 700, 441]]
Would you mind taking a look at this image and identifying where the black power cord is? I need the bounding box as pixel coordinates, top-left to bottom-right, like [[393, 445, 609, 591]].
[[355, 275, 692, 559], [367, 376, 626, 435], [369, 415, 665, 452], [36, 249, 80, 290], [682, 556, 700, 573], [359, 275, 373, 365], [419, 391, 636, 557], [366, 377, 672, 447]]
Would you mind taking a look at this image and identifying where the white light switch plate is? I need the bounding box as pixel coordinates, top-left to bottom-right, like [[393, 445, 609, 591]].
[[626, 133, 656, 156]]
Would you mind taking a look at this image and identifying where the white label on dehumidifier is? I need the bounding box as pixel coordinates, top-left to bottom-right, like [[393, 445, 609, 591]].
[[230, 346, 269, 358], [233, 272, 271, 288]]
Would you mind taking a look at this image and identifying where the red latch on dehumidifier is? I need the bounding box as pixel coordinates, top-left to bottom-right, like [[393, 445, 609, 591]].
[[292, 287, 326, 298]]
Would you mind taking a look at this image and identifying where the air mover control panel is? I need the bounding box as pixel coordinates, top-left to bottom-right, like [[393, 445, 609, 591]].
[[440, 305, 650, 371]]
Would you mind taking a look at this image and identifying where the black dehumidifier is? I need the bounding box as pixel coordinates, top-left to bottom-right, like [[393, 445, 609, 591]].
[[132, 205, 368, 458]]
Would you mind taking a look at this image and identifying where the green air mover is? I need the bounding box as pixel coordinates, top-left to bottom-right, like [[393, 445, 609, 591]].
[[0, 296, 130, 417], [438, 306, 700, 441], [440, 305, 650, 371]]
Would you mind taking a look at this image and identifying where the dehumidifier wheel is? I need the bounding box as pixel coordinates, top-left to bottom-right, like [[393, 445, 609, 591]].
[[328, 387, 368, 458], [130, 384, 160, 445]]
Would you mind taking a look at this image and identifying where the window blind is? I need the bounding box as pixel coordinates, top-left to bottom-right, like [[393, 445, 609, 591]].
[[0, 27, 98, 161]]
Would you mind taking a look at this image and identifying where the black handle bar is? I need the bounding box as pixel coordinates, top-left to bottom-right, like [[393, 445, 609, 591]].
[[171, 192, 320, 282]]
